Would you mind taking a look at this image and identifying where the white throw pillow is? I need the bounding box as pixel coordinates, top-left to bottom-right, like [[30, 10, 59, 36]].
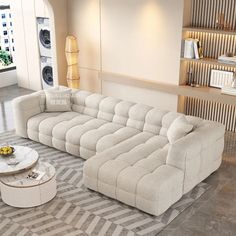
[[167, 116, 193, 144], [45, 86, 72, 112]]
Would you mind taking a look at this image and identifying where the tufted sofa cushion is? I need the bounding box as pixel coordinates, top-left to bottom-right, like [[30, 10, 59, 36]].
[[27, 111, 142, 159]]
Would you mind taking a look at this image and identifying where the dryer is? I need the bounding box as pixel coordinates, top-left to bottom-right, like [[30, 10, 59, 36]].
[[37, 17, 51, 57], [40, 57, 53, 89]]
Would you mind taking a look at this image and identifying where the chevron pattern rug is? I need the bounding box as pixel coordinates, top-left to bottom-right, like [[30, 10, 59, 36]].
[[0, 131, 210, 236]]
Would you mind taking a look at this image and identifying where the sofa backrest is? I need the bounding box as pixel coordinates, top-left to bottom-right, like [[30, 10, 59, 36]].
[[71, 90, 202, 136]]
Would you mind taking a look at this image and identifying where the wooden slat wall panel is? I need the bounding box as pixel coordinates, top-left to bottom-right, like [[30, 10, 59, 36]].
[[185, 97, 236, 132], [191, 0, 236, 30], [186, 61, 236, 86], [188, 31, 236, 59]]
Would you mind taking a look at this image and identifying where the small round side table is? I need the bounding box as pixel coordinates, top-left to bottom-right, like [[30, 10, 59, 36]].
[[0, 146, 57, 208]]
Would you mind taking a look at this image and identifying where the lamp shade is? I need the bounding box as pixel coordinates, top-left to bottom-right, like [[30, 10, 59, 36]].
[[65, 36, 78, 53], [65, 35, 80, 89], [67, 64, 79, 80], [67, 79, 80, 88], [66, 52, 78, 65]]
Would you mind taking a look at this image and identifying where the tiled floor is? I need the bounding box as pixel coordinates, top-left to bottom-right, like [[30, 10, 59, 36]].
[[0, 85, 236, 235]]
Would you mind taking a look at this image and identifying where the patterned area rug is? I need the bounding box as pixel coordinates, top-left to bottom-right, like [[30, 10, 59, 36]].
[[0, 131, 210, 236]]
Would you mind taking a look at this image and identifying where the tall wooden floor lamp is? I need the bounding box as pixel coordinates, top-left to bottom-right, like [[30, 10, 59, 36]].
[[65, 35, 80, 89]]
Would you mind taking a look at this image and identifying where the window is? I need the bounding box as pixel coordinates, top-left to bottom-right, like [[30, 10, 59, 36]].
[[0, 8, 15, 68]]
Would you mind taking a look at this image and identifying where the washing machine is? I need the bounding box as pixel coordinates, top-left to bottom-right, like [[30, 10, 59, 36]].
[[40, 57, 53, 89], [37, 17, 51, 57]]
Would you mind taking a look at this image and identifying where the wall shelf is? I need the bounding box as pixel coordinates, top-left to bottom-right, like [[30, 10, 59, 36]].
[[180, 57, 236, 68], [100, 72, 236, 106], [183, 27, 236, 35], [177, 85, 236, 106]]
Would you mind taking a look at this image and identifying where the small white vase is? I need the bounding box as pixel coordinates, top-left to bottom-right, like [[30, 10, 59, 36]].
[[232, 79, 236, 88]]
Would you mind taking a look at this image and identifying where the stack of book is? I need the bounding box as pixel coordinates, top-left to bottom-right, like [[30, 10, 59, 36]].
[[221, 86, 236, 96], [218, 55, 236, 65], [183, 38, 203, 59]]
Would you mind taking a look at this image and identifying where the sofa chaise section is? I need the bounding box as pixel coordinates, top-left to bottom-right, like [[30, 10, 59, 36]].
[[83, 133, 185, 216], [83, 117, 224, 215]]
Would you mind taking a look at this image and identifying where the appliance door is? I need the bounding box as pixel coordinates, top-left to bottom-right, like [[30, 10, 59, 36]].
[[42, 65, 53, 86], [39, 28, 51, 49]]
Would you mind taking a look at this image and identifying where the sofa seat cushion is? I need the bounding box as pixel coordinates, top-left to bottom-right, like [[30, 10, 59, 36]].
[[80, 122, 124, 151], [96, 126, 141, 153], [65, 118, 108, 145], [27, 112, 107, 149], [66, 122, 142, 158], [39, 112, 80, 136], [98, 136, 169, 191], [27, 112, 61, 132], [83, 134, 169, 193], [27, 111, 143, 159], [52, 114, 94, 141], [27, 112, 83, 138]]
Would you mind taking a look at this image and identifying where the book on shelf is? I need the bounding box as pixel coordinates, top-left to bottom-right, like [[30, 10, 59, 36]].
[[184, 39, 195, 59], [184, 38, 203, 60], [221, 86, 236, 96], [218, 55, 236, 65]]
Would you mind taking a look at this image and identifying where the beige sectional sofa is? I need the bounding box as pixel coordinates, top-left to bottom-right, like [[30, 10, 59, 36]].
[[13, 89, 225, 216]]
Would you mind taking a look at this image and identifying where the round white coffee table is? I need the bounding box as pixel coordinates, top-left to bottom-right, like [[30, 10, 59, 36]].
[[0, 162, 57, 208], [0, 146, 39, 175]]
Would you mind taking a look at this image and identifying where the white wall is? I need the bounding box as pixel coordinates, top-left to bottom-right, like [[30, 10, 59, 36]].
[[35, 0, 50, 18], [102, 81, 178, 111], [67, 0, 101, 92], [0, 69, 17, 88], [67, 0, 184, 111], [102, 0, 183, 85]]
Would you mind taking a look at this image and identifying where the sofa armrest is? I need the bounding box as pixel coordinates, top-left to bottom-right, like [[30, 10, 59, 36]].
[[12, 91, 45, 138], [166, 121, 225, 193], [167, 121, 225, 170]]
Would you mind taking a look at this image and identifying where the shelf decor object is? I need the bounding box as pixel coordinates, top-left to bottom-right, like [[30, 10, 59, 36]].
[[65, 35, 80, 89], [210, 69, 234, 88], [222, 76, 236, 96], [221, 86, 236, 96]]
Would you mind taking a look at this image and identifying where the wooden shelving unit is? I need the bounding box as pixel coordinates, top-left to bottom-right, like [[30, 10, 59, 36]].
[[180, 0, 236, 132], [183, 27, 236, 36], [101, 72, 236, 107], [180, 57, 236, 68], [178, 85, 236, 106]]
